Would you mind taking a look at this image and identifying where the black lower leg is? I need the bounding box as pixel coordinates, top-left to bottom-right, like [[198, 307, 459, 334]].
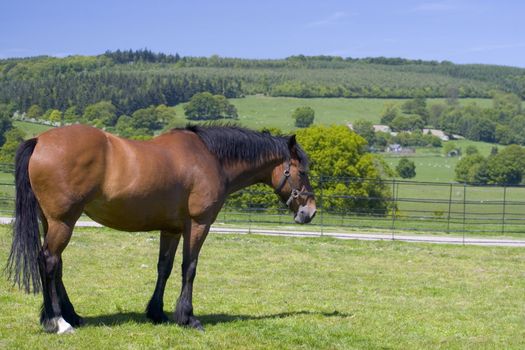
[[146, 276, 171, 323], [146, 232, 180, 323], [38, 251, 53, 330], [173, 221, 209, 331], [174, 258, 203, 330], [38, 250, 63, 332], [56, 259, 83, 327]]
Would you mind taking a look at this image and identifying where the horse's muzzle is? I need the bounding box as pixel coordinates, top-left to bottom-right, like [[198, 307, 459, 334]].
[[294, 205, 317, 224]]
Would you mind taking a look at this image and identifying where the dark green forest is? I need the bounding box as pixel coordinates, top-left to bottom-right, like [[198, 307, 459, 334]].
[[2, 49, 525, 116]]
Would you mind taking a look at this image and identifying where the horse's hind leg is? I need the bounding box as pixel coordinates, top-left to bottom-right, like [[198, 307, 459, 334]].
[[146, 230, 182, 323], [38, 219, 81, 333], [56, 258, 83, 327]]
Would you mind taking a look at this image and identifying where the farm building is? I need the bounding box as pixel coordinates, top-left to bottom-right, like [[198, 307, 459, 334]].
[[348, 123, 394, 135], [385, 143, 416, 154], [422, 128, 449, 141], [373, 124, 392, 133]]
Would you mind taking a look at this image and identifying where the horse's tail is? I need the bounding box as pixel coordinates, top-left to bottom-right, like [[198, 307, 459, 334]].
[[6, 138, 42, 294]]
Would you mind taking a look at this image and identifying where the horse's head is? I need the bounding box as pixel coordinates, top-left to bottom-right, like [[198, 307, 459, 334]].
[[272, 135, 316, 224]]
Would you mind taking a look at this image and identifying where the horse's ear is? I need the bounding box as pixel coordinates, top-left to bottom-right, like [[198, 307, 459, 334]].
[[287, 135, 297, 149]]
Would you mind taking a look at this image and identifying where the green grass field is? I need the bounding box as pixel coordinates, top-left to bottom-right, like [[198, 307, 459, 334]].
[[1, 226, 524, 349], [13, 121, 53, 137], [173, 96, 493, 132], [383, 139, 502, 183]]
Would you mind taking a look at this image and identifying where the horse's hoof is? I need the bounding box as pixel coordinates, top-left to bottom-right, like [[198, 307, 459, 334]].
[[43, 317, 75, 334], [188, 316, 204, 332], [148, 312, 170, 324], [57, 316, 75, 334]]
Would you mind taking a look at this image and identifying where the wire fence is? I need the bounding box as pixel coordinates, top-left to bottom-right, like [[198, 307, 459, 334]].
[[220, 177, 525, 237], [0, 165, 523, 237]]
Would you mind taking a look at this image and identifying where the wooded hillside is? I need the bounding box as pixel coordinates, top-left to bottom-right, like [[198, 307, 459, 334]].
[[1, 50, 524, 115]]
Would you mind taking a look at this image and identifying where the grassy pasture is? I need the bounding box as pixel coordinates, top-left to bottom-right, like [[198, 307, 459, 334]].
[[1, 226, 524, 349], [13, 121, 53, 137], [384, 155, 458, 183], [173, 96, 493, 132], [384, 139, 502, 183]]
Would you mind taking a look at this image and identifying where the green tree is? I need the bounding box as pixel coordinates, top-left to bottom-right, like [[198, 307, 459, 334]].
[[495, 124, 514, 145], [82, 101, 118, 127], [295, 125, 392, 213], [0, 128, 25, 163], [213, 95, 238, 119], [492, 92, 522, 123], [380, 102, 400, 125], [396, 158, 416, 179], [455, 154, 487, 183], [47, 109, 62, 124], [184, 92, 237, 120], [26, 104, 43, 120], [131, 106, 163, 131], [0, 103, 14, 146], [464, 118, 495, 142], [115, 115, 134, 137], [63, 106, 80, 123], [487, 145, 525, 184], [428, 103, 447, 127], [115, 115, 152, 138], [390, 115, 423, 131], [374, 131, 391, 149], [292, 106, 315, 128], [154, 104, 178, 125], [401, 97, 428, 122], [508, 115, 525, 145], [446, 87, 459, 106], [352, 119, 376, 145]]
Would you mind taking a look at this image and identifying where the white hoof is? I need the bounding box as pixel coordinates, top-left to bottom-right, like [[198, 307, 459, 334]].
[[56, 317, 75, 334]]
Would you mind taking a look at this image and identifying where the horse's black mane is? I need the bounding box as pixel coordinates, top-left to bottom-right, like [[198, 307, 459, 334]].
[[183, 124, 309, 168]]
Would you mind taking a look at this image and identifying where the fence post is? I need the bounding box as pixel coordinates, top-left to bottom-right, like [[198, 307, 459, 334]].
[[502, 185, 507, 235], [248, 208, 252, 234], [319, 175, 324, 236], [447, 183, 453, 234], [391, 179, 397, 240], [462, 183, 466, 245]]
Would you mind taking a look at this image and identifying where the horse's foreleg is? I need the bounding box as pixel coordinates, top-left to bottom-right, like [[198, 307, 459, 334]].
[[38, 220, 77, 334], [146, 230, 181, 323], [174, 220, 210, 331]]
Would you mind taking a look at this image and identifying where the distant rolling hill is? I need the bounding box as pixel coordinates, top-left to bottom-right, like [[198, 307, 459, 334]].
[[1, 50, 524, 115]]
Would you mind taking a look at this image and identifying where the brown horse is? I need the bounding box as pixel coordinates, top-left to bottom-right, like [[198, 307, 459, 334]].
[[7, 124, 316, 334]]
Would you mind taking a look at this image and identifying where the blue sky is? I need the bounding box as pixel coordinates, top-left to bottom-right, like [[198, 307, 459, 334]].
[[2, 0, 524, 67]]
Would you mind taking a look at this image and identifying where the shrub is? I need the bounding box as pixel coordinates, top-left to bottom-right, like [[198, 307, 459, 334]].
[[292, 106, 315, 128]]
